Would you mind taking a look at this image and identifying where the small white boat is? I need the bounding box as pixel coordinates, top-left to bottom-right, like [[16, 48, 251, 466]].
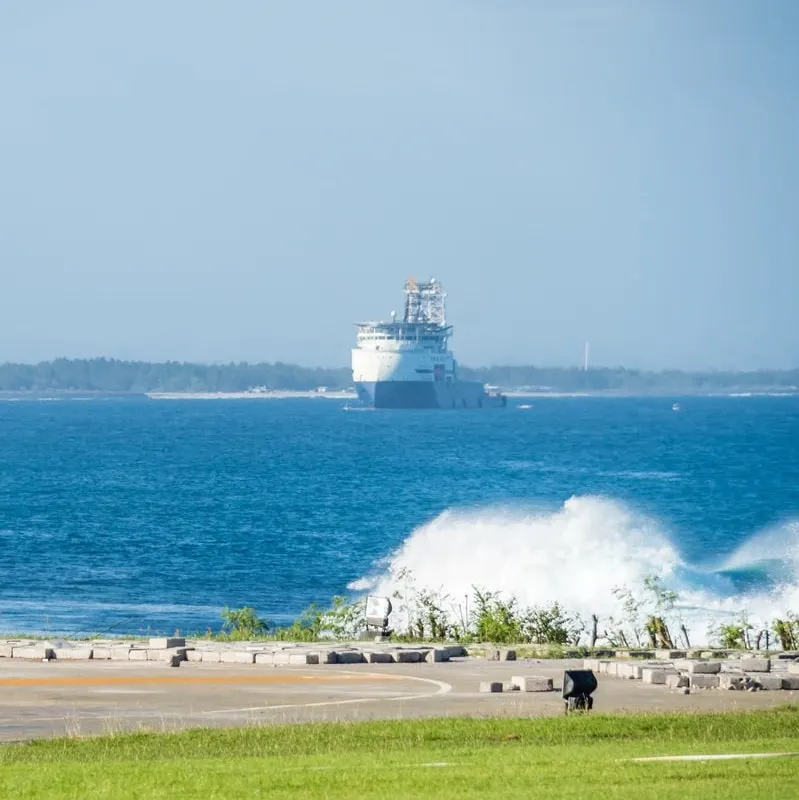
[[672, 403, 681, 412], [517, 404, 533, 410]]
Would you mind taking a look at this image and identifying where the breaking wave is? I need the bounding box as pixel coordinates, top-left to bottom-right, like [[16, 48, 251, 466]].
[[352, 496, 799, 643]]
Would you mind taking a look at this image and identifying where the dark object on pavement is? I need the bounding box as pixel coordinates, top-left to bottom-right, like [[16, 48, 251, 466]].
[[562, 669, 597, 713]]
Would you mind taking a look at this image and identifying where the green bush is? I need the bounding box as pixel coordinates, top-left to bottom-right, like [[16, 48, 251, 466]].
[[220, 606, 270, 640]]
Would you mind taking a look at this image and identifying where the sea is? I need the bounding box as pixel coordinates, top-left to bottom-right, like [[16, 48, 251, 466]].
[[0, 395, 797, 642]]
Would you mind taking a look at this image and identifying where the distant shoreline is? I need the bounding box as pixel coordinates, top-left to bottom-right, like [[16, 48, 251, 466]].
[[147, 390, 357, 400]]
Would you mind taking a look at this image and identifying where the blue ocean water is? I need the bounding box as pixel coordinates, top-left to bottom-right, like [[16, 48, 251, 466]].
[[0, 396, 797, 637]]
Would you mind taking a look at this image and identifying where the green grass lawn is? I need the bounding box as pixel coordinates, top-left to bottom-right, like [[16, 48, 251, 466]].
[[2, 709, 799, 799]]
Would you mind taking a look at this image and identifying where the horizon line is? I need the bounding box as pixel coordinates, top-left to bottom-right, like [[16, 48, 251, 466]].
[[0, 357, 797, 375]]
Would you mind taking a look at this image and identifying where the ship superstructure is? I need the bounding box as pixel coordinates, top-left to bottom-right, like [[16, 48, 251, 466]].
[[352, 279, 506, 409]]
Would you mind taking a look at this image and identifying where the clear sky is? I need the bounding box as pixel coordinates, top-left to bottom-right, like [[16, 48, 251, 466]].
[[1, 1, 797, 369]]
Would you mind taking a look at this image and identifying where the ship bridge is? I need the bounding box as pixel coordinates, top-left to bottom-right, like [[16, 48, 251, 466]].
[[354, 278, 452, 353]]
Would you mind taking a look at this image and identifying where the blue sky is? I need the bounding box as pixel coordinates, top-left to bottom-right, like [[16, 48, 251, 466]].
[[1, 1, 797, 369]]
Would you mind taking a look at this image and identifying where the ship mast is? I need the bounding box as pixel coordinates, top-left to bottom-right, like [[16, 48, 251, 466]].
[[403, 278, 446, 326]]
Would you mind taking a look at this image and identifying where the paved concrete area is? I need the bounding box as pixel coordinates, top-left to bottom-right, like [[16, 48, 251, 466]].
[[2, 657, 797, 741]]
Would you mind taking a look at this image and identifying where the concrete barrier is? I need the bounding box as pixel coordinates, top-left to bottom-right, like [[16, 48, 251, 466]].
[[424, 648, 447, 663], [641, 668, 677, 685], [751, 675, 783, 691], [128, 649, 149, 661], [12, 645, 55, 660], [689, 674, 720, 689], [200, 650, 222, 663], [149, 637, 186, 649], [678, 660, 721, 674], [479, 681, 503, 693], [394, 650, 423, 663], [655, 650, 686, 659], [666, 673, 689, 689], [271, 652, 320, 665], [738, 658, 770, 673], [511, 675, 554, 692], [220, 651, 256, 664], [54, 647, 93, 660], [336, 651, 365, 664], [363, 651, 394, 664]]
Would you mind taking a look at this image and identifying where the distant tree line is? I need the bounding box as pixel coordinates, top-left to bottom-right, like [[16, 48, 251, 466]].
[[0, 359, 350, 393], [0, 358, 796, 394], [457, 365, 799, 394]]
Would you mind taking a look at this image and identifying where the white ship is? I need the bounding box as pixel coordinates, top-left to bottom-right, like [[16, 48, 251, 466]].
[[352, 279, 506, 409]]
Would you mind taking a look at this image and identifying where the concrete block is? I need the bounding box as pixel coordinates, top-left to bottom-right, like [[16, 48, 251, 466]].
[[583, 658, 603, 672], [201, 650, 222, 663], [479, 681, 503, 693], [395, 650, 422, 663], [128, 649, 149, 661], [110, 646, 133, 660], [443, 645, 467, 658], [750, 675, 784, 691], [316, 651, 338, 665], [666, 673, 689, 689], [186, 650, 204, 662], [615, 663, 637, 680], [500, 649, 517, 661], [739, 658, 770, 673], [627, 650, 655, 659], [0, 643, 17, 658], [149, 637, 186, 649], [605, 661, 618, 676], [655, 650, 686, 660], [168, 654, 182, 667], [254, 653, 274, 665], [221, 650, 255, 664], [641, 668, 677, 685], [679, 660, 721, 674], [787, 661, 799, 675], [279, 652, 319, 665], [12, 646, 55, 660], [511, 675, 554, 692], [53, 647, 93, 660], [91, 647, 111, 660], [780, 676, 799, 690], [424, 648, 447, 663], [719, 674, 746, 690], [689, 674, 720, 689], [363, 651, 394, 664], [147, 647, 188, 662], [336, 651, 365, 664]]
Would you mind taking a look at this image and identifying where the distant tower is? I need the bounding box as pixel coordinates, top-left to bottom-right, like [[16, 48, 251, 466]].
[[584, 342, 590, 372]]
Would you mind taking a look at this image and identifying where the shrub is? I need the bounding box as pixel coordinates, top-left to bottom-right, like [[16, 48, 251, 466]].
[[220, 606, 270, 640]]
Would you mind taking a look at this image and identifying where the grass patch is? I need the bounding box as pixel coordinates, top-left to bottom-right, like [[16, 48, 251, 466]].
[[2, 709, 799, 798]]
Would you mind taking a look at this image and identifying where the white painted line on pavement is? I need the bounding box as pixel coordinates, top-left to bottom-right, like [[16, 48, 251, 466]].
[[632, 752, 799, 762]]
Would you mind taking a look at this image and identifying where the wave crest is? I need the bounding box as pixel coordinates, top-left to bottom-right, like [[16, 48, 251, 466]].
[[353, 497, 799, 642]]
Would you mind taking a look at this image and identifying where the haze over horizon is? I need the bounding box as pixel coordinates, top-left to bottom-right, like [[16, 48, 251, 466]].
[[1, 2, 797, 371]]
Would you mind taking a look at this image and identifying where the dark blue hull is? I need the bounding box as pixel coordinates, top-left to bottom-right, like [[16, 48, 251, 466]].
[[355, 381, 506, 409]]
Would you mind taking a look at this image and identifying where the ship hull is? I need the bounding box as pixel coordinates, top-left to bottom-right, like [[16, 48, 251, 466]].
[[355, 380, 506, 410]]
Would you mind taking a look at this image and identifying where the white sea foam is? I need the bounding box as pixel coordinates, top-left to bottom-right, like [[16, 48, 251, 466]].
[[352, 497, 799, 643]]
